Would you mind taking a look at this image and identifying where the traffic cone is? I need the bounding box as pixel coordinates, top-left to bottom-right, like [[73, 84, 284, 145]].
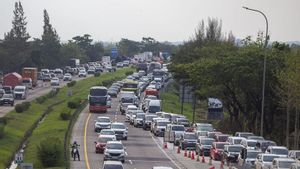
[[184, 149, 187, 157], [209, 166, 215, 169], [220, 159, 224, 169], [188, 150, 191, 158], [209, 157, 212, 165], [191, 151, 195, 160], [201, 153, 205, 163], [177, 146, 180, 154], [163, 142, 168, 149]]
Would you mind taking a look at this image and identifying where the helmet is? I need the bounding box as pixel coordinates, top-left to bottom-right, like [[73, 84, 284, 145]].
[[73, 141, 77, 145]]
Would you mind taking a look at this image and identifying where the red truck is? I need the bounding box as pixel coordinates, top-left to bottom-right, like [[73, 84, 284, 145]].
[[3, 72, 22, 89]]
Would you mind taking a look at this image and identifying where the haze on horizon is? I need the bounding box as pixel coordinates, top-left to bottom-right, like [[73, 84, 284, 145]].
[[0, 0, 299, 43]]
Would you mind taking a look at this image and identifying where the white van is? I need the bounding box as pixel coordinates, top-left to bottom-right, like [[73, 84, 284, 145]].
[[147, 100, 161, 114], [14, 86, 27, 100]]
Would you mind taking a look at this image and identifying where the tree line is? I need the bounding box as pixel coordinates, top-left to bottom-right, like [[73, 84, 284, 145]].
[[169, 18, 300, 148], [0, 1, 177, 73]]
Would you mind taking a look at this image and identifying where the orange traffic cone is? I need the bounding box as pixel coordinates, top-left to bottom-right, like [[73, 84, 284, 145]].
[[209, 166, 215, 169], [220, 159, 224, 169], [191, 151, 195, 160], [201, 153, 205, 163], [177, 146, 180, 154], [184, 149, 187, 157], [163, 142, 168, 149]]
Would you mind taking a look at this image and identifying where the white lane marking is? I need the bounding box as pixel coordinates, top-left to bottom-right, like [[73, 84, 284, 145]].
[[125, 151, 128, 156], [129, 160, 133, 165], [150, 134, 182, 169]]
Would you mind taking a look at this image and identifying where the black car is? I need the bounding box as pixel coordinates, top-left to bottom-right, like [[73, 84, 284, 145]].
[[222, 145, 244, 164], [108, 89, 118, 98], [0, 94, 14, 106]]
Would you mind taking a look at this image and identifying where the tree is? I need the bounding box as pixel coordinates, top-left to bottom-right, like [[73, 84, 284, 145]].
[[2, 1, 30, 72], [41, 9, 61, 68]]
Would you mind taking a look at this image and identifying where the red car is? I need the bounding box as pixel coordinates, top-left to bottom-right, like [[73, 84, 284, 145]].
[[94, 135, 116, 154], [210, 142, 229, 160]]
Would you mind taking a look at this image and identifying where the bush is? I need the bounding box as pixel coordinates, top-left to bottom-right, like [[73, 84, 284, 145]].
[[0, 124, 5, 139], [36, 96, 47, 104], [125, 71, 133, 76], [94, 72, 101, 77], [67, 81, 76, 88], [47, 88, 59, 98], [60, 111, 71, 121], [37, 137, 63, 167], [67, 98, 81, 109], [15, 102, 31, 113], [0, 117, 7, 125]]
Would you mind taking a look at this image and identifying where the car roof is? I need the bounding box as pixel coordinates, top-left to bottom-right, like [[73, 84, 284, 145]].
[[107, 141, 123, 144], [99, 135, 116, 139], [97, 116, 110, 119], [228, 136, 245, 139], [103, 161, 123, 165], [273, 158, 295, 162], [268, 146, 288, 149], [127, 105, 137, 108], [111, 122, 125, 125]]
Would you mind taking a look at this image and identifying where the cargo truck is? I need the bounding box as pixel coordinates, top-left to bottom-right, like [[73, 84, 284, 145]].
[[22, 67, 38, 88], [69, 58, 80, 68]]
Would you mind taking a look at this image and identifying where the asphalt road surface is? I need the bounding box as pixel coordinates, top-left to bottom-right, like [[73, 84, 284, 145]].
[[0, 75, 90, 117]]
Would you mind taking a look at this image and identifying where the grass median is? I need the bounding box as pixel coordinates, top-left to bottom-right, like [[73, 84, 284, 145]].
[[0, 68, 133, 169]]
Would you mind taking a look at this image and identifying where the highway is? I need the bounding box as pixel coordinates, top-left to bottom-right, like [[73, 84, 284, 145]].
[[0, 75, 90, 117], [70, 91, 228, 169]]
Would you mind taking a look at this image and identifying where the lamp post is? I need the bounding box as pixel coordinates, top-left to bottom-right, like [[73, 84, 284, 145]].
[[243, 6, 269, 137]]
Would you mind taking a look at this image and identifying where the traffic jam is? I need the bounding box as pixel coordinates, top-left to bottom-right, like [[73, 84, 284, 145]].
[[88, 61, 300, 169]]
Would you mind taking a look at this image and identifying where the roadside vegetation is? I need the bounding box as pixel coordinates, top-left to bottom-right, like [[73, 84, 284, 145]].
[[170, 18, 300, 148], [0, 68, 133, 168]]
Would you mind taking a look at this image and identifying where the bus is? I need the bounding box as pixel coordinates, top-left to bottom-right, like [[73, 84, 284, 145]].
[[88, 86, 110, 113], [122, 80, 139, 96]]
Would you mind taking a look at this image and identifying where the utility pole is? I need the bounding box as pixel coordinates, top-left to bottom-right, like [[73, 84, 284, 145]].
[[180, 84, 185, 114], [192, 94, 196, 124]]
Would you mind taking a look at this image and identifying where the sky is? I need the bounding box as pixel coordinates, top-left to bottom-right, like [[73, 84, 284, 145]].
[[0, 0, 299, 42]]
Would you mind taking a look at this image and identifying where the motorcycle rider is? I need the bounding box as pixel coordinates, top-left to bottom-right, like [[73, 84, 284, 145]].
[[71, 141, 80, 160]]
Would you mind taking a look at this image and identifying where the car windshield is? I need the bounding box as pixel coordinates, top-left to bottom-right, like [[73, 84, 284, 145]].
[[137, 114, 145, 119], [178, 119, 189, 123], [279, 161, 294, 168], [14, 88, 24, 92], [184, 134, 197, 139], [3, 94, 13, 98], [247, 141, 257, 147], [247, 152, 260, 158], [22, 79, 31, 83], [97, 118, 110, 123], [98, 137, 114, 143], [171, 126, 185, 131], [157, 121, 169, 126], [197, 125, 213, 132], [263, 155, 278, 162], [111, 124, 125, 129], [216, 143, 227, 149], [201, 139, 214, 145], [233, 139, 243, 144], [273, 148, 288, 155], [146, 116, 157, 121], [107, 143, 123, 150], [121, 97, 134, 103], [100, 130, 114, 135], [228, 146, 243, 152], [149, 106, 160, 113], [218, 136, 229, 142]]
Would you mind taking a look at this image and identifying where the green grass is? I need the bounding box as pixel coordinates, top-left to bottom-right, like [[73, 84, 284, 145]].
[[23, 68, 133, 168], [0, 68, 133, 169]]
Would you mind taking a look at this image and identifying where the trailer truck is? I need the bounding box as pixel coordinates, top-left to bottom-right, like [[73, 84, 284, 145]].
[[22, 67, 38, 88]]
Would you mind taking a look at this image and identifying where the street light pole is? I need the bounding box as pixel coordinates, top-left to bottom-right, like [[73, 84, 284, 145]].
[[243, 6, 269, 136]]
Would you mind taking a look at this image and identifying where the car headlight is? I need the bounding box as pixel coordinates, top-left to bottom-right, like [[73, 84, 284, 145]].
[[104, 152, 110, 156]]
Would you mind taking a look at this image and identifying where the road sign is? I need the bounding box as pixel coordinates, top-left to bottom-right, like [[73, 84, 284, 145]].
[[111, 48, 118, 58], [20, 163, 33, 169], [179, 85, 194, 103], [15, 152, 23, 165]]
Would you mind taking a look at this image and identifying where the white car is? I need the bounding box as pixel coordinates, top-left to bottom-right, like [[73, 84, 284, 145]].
[[78, 70, 87, 77], [271, 158, 295, 169], [255, 154, 280, 169], [265, 146, 289, 158], [63, 73, 72, 81], [50, 77, 60, 87], [94, 116, 111, 132]]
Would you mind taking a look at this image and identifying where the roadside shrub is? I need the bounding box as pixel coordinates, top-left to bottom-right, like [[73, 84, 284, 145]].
[[67, 81, 76, 88], [36, 96, 47, 104], [37, 137, 63, 167], [15, 102, 31, 113], [94, 72, 101, 77], [47, 89, 59, 98], [125, 71, 133, 76], [0, 117, 7, 125], [0, 124, 5, 139], [67, 98, 81, 109], [60, 111, 71, 120]]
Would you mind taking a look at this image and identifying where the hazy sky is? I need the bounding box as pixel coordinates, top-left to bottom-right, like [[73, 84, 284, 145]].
[[0, 0, 299, 42]]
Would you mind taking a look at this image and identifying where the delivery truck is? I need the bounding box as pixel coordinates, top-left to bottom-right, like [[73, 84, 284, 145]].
[[22, 67, 38, 88]]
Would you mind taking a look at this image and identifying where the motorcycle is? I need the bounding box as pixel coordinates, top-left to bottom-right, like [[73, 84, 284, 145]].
[[71, 145, 80, 161]]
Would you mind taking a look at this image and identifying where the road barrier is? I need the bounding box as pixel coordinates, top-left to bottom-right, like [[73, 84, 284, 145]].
[[191, 151, 195, 160]]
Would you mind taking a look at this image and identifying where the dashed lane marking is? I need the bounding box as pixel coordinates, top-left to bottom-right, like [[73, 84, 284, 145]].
[[84, 113, 91, 169]]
